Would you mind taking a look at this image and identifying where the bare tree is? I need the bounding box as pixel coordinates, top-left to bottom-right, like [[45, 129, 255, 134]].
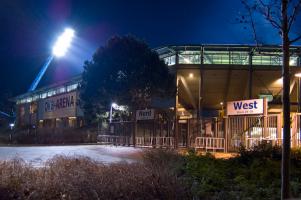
[[240, 0, 301, 199]]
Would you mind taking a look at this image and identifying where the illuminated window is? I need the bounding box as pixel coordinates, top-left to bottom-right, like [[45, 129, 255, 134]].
[[40, 93, 47, 99], [56, 87, 66, 94], [67, 83, 78, 92], [290, 56, 298, 66], [32, 95, 39, 101], [252, 52, 281, 66], [230, 52, 249, 65], [164, 55, 176, 66], [47, 90, 56, 97], [178, 51, 200, 64], [26, 97, 32, 103], [204, 51, 229, 64]]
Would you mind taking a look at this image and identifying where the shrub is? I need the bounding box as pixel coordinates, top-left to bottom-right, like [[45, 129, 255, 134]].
[[0, 153, 191, 200]]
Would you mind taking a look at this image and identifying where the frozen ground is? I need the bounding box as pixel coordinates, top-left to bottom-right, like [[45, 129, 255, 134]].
[[0, 145, 142, 167]]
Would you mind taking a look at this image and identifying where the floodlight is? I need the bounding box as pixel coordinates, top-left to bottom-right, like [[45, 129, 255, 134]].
[[52, 28, 75, 57]]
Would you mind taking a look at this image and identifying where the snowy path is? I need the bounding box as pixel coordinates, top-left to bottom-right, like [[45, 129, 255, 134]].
[[0, 145, 142, 167]]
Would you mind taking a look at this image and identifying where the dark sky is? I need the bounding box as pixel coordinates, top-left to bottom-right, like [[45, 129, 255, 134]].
[[0, 0, 294, 98]]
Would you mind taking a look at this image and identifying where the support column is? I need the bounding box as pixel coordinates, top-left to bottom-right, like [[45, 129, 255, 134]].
[[174, 67, 179, 149], [248, 50, 253, 99], [297, 77, 301, 112]]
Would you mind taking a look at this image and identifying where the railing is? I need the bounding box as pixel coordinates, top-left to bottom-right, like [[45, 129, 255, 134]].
[[195, 137, 225, 152], [97, 135, 131, 145], [136, 137, 174, 148]]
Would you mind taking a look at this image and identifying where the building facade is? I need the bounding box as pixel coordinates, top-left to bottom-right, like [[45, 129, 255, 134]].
[[14, 76, 83, 129], [13, 44, 301, 150]]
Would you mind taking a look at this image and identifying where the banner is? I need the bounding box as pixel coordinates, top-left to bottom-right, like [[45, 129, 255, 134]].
[[38, 91, 79, 119]]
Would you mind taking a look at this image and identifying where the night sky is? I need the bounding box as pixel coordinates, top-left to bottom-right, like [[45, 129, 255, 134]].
[[0, 0, 294, 100]]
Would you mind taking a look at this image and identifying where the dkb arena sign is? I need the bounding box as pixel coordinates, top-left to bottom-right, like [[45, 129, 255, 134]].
[[38, 91, 78, 119], [227, 99, 264, 115]]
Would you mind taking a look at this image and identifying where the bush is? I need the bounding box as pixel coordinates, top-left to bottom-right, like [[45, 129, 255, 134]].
[[184, 144, 301, 200], [0, 152, 191, 200]]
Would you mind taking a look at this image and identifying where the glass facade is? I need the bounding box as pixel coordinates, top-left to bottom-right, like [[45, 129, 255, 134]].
[[163, 55, 176, 66], [178, 51, 200, 64], [157, 46, 300, 67], [16, 82, 80, 104]]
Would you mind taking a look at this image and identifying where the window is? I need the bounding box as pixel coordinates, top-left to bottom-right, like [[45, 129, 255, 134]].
[[230, 52, 249, 65], [290, 56, 298, 66], [164, 55, 176, 66], [67, 83, 78, 92], [204, 51, 230, 64], [252, 52, 282, 66], [56, 87, 66, 94], [26, 97, 32, 103], [32, 95, 39, 101], [40, 92, 47, 99], [178, 51, 200, 64], [47, 90, 56, 97]]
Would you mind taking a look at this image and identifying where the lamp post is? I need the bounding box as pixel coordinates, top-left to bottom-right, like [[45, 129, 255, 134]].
[[110, 103, 117, 123], [28, 28, 75, 92]]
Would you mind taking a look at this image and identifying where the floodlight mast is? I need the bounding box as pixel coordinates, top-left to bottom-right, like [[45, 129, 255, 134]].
[[28, 28, 75, 92]]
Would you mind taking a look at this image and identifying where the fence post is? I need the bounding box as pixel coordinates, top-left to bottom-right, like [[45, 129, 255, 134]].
[[174, 116, 178, 149], [224, 117, 228, 152], [263, 98, 268, 138]]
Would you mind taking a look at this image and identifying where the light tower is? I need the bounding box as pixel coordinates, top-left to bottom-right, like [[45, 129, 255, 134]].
[[28, 28, 75, 92]]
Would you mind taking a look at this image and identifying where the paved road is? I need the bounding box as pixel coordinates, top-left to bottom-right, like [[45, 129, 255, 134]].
[[0, 145, 142, 167]]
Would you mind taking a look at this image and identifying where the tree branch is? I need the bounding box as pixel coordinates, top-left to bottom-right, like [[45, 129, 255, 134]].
[[257, 0, 282, 30], [241, 0, 261, 47], [288, 0, 301, 32], [290, 34, 301, 44]]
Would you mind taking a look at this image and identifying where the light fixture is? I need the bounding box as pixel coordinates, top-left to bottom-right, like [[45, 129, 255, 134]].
[[52, 28, 75, 57], [295, 73, 301, 78], [189, 73, 194, 78]]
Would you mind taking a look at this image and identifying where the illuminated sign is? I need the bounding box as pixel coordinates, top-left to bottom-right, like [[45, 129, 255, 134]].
[[227, 99, 264, 115], [38, 91, 81, 119], [45, 95, 75, 112]]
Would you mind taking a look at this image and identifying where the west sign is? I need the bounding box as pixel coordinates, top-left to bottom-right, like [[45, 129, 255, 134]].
[[227, 99, 264, 116]]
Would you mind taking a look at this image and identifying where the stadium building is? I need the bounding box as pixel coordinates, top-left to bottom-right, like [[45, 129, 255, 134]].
[[13, 44, 301, 151]]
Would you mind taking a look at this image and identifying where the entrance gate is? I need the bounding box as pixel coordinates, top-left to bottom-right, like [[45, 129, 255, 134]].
[[226, 114, 281, 151]]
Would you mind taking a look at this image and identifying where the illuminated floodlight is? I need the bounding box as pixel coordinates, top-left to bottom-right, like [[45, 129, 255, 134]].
[[52, 28, 75, 57]]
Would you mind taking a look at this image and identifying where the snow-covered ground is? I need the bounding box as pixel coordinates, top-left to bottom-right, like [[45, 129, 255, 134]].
[[0, 145, 142, 167]]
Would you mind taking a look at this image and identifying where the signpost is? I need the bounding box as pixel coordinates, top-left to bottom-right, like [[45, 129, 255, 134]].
[[136, 109, 155, 121]]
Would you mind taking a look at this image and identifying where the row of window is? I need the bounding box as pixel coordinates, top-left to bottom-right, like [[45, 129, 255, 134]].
[[17, 83, 79, 104], [163, 51, 299, 66]]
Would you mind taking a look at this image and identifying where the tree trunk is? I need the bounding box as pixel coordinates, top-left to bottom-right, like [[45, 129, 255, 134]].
[[281, 0, 291, 199]]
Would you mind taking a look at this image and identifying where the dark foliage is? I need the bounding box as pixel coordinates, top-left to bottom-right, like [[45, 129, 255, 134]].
[[80, 35, 175, 124]]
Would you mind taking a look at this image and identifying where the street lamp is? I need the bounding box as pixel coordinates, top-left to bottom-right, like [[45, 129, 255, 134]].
[[110, 103, 117, 123], [28, 28, 75, 92]]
